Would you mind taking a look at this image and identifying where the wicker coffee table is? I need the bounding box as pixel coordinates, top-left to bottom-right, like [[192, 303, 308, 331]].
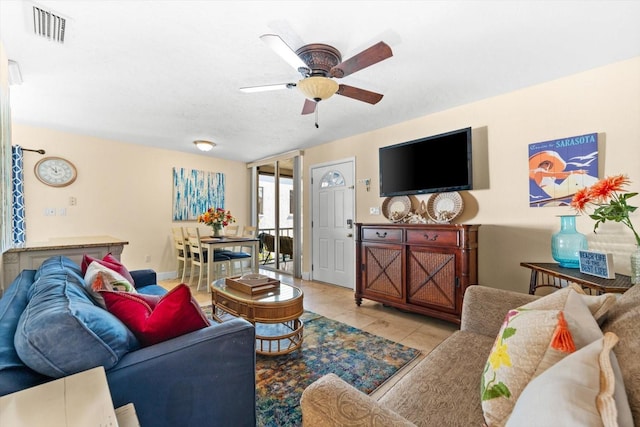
[[210, 278, 304, 355]]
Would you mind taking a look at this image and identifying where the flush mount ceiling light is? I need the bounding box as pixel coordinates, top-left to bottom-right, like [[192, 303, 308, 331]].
[[296, 76, 339, 102], [193, 140, 216, 152]]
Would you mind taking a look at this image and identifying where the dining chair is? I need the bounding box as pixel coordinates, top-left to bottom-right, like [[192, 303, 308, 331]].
[[237, 226, 258, 273], [219, 225, 256, 275], [171, 226, 190, 282], [242, 226, 257, 238], [219, 224, 240, 256], [225, 225, 239, 237], [186, 227, 231, 291]]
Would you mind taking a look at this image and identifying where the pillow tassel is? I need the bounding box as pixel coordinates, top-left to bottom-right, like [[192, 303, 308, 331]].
[[550, 311, 576, 354]]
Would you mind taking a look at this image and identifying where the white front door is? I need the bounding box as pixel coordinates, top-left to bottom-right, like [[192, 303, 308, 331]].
[[311, 159, 355, 288]]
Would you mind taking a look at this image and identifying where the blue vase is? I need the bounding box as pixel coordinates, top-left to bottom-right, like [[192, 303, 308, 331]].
[[551, 215, 588, 268]]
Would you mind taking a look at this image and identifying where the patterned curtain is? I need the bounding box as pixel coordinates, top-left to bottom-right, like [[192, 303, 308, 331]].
[[11, 145, 25, 245]]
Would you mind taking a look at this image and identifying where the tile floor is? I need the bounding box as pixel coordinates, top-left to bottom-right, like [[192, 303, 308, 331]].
[[159, 269, 457, 353]]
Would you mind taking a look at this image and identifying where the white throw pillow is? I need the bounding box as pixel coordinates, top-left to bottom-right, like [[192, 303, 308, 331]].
[[506, 332, 633, 427]]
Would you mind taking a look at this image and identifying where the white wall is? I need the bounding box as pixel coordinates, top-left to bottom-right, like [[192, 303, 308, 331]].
[[10, 125, 250, 277], [302, 57, 640, 293]]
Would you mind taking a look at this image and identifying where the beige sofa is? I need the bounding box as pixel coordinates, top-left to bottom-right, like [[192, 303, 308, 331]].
[[301, 284, 640, 426]]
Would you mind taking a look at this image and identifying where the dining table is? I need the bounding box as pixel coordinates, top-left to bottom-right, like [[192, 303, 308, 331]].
[[200, 236, 260, 281]]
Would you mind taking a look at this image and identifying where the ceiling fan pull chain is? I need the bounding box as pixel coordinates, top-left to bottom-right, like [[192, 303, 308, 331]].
[[315, 103, 319, 128]]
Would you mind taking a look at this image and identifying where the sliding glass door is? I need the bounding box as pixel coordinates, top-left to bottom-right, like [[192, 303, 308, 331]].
[[251, 153, 301, 276]]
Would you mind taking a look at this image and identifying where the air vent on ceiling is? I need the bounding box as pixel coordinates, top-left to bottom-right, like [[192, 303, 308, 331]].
[[31, 5, 66, 43]]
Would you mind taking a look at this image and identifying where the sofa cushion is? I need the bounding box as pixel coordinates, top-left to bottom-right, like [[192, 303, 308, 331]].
[[506, 332, 633, 427], [0, 270, 35, 372], [136, 284, 169, 296], [81, 253, 135, 286], [378, 330, 494, 426], [522, 283, 616, 322], [100, 284, 210, 346], [14, 256, 139, 378], [301, 373, 416, 427], [0, 270, 52, 396], [602, 284, 640, 425]]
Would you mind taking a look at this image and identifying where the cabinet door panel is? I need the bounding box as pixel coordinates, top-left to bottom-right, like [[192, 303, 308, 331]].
[[361, 244, 403, 300], [406, 247, 456, 311]]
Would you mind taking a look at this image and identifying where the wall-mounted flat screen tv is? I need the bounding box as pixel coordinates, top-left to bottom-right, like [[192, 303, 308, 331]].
[[379, 127, 472, 197]]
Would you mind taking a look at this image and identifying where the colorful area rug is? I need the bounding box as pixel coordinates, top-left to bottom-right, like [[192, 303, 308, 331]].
[[201, 306, 421, 427]]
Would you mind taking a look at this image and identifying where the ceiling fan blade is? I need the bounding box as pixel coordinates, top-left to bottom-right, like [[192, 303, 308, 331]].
[[260, 34, 308, 71], [337, 84, 384, 104], [240, 83, 295, 93], [301, 99, 317, 115], [330, 42, 393, 78]]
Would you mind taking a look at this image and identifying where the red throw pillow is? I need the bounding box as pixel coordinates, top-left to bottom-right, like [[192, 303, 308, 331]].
[[82, 253, 135, 286], [100, 284, 210, 346]]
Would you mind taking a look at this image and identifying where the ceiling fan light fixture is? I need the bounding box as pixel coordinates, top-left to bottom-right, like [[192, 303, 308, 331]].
[[297, 77, 338, 102], [193, 140, 216, 152]]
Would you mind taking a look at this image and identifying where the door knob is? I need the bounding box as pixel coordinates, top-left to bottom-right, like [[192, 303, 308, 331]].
[[347, 233, 353, 238]]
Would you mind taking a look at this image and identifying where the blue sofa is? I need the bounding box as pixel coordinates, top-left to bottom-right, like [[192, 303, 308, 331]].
[[0, 256, 256, 427]]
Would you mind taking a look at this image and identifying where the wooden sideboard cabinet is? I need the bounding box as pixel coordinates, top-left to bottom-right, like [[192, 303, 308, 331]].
[[355, 223, 479, 324]]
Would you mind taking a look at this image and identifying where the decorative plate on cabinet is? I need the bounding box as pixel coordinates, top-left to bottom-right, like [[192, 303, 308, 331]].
[[426, 192, 464, 223], [382, 196, 412, 222]]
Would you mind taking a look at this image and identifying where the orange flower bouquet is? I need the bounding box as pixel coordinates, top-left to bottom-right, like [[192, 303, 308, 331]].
[[198, 207, 236, 230], [570, 174, 639, 245]]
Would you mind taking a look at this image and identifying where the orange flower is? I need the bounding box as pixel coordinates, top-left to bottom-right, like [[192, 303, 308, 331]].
[[588, 174, 631, 202], [571, 174, 639, 245], [570, 187, 592, 213]]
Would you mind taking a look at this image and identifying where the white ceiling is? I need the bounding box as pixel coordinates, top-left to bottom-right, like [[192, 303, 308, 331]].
[[2, 1, 639, 163]]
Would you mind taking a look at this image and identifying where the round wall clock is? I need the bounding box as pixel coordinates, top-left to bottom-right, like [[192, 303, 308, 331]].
[[34, 157, 77, 187]]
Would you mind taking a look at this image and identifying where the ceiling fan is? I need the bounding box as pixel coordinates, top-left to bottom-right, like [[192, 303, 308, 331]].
[[240, 34, 393, 125]]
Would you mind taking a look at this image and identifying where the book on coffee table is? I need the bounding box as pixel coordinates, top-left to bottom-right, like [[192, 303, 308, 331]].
[[225, 276, 280, 295]]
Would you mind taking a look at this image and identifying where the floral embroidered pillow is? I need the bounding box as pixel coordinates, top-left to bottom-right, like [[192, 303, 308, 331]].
[[481, 286, 613, 426], [481, 309, 576, 426], [84, 261, 137, 308]]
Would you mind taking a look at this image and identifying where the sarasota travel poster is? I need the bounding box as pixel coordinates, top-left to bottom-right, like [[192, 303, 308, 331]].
[[528, 133, 599, 207]]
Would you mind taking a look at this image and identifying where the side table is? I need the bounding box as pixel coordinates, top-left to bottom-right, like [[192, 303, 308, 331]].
[[520, 262, 633, 295]]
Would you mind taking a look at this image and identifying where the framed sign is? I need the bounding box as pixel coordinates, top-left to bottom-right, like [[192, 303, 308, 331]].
[[528, 133, 599, 207], [579, 250, 615, 279]]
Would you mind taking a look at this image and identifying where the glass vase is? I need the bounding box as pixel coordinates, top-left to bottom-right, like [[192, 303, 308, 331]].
[[551, 215, 588, 268], [212, 224, 223, 237], [631, 245, 640, 285]]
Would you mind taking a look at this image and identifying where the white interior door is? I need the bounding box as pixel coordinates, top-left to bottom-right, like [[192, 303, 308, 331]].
[[311, 160, 355, 288]]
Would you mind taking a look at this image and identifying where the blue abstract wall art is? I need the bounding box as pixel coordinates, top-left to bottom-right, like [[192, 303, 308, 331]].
[[172, 168, 225, 221]]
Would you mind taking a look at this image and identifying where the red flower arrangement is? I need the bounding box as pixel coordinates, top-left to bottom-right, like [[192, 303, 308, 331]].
[[570, 174, 639, 245]]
